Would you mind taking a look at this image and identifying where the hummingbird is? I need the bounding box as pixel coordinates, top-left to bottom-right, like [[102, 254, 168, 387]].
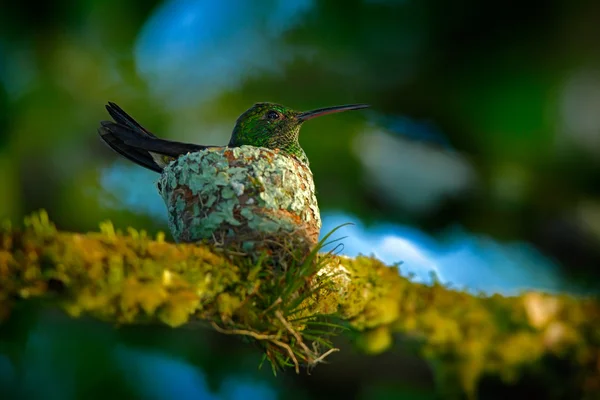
[[98, 102, 369, 172]]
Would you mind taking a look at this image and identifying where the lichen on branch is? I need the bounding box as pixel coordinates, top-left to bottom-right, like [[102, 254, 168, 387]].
[[1, 211, 599, 398]]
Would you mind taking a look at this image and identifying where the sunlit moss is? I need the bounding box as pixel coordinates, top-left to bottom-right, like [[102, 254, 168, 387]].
[[1, 211, 599, 398], [356, 325, 393, 354]]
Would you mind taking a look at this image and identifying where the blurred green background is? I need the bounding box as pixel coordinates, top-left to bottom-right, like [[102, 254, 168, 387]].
[[1, 0, 600, 398]]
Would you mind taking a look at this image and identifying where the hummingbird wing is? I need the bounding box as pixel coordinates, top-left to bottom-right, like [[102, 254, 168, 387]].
[[98, 103, 219, 173]]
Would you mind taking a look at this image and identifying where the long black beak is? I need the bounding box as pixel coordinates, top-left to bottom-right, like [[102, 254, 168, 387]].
[[297, 104, 370, 122]]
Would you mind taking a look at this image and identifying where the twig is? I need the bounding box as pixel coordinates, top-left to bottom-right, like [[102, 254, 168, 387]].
[[310, 347, 339, 366], [260, 297, 282, 316], [210, 321, 300, 374], [275, 310, 314, 361], [272, 339, 300, 374], [210, 321, 278, 340]]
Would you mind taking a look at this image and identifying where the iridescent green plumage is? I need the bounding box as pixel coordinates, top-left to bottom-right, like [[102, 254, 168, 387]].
[[99, 102, 369, 171], [229, 103, 308, 163]]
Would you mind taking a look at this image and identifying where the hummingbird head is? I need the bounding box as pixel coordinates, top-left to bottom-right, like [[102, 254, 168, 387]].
[[228, 102, 369, 164]]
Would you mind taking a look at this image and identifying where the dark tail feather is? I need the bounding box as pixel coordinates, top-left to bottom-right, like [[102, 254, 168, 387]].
[[98, 103, 215, 173], [98, 124, 163, 172], [105, 102, 157, 138]]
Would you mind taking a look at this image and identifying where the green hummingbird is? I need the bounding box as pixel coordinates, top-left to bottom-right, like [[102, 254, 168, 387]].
[[98, 102, 369, 172]]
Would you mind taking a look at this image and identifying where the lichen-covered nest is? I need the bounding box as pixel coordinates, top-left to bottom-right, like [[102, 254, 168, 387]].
[[158, 146, 321, 257]]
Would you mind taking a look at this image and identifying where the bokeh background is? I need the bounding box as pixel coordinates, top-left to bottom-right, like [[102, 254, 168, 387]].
[[1, 0, 600, 398]]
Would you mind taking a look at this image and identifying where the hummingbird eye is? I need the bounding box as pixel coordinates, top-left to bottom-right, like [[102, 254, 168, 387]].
[[266, 110, 280, 120]]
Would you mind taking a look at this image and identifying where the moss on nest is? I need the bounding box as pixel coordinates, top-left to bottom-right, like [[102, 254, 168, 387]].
[[158, 146, 321, 259]]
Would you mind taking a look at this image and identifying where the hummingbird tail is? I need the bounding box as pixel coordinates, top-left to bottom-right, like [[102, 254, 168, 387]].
[[98, 102, 214, 172]]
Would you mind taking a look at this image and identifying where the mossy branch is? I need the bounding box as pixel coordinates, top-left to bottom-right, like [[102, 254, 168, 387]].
[[1, 211, 599, 398]]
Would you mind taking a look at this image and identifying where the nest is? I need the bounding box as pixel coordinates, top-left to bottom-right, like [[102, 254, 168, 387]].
[[158, 146, 321, 260]]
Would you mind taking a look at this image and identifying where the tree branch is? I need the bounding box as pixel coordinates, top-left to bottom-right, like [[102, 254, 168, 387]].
[[1, 211, 598, 397]]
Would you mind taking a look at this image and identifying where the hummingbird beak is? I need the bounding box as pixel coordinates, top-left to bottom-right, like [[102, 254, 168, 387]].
[[297, 104, 370, 122]]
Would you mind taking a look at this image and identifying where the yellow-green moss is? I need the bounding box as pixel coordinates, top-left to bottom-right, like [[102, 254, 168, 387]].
[[1, 211, 599, 399], [356, 325, 393, 354]]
